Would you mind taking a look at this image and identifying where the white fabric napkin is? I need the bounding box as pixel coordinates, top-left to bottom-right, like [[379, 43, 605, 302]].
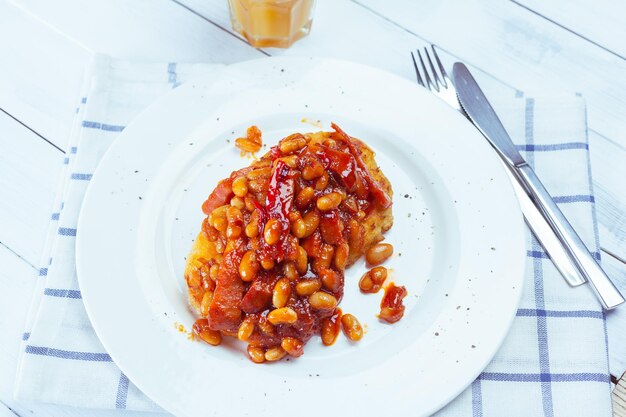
[[14, 56, 613, 417]]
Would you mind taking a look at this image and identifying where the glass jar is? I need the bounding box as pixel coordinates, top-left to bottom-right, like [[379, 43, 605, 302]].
[[228, 0, 316, 48]]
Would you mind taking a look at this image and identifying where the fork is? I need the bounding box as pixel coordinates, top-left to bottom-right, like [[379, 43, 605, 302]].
[[410, 45, 588, 290]]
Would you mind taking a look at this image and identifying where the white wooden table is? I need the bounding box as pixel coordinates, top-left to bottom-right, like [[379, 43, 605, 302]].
[[1, 0, 625, 415]]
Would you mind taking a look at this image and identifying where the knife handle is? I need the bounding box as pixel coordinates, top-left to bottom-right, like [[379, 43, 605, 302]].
[[515, 163, 624, 309], [504, 167, 586, 287]]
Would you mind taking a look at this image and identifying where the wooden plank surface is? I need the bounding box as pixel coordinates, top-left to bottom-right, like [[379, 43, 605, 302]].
[[514, 0, 626, 59], [0, 111, 65, 266], [0, 2, 89, 151]]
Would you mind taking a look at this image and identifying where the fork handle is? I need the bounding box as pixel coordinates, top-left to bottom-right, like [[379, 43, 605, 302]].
[[514, 163, 624, 309]]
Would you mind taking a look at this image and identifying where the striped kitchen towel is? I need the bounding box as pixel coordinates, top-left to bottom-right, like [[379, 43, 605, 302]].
[[14, 56, 613, 416]]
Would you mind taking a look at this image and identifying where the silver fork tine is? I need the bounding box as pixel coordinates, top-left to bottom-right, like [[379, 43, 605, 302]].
[[424, 47, 443, 91], [411, 45, 462, 111], [410, 51, 425, 87], [417, 49, 437, 92], [430, 45, 449, 88]]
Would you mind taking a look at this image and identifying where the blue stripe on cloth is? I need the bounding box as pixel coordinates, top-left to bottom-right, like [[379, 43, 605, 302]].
[[51, 212, 60, 220], [58, 227, 77, 236], [22, 332, 30, 341], [480, 372, 610, 383], [527, 250, 549, 259], [71, 173, 93, 180], [471, 378, 483, 417], [527, 249, 601, 261], [25, 345, 112, 362], [526, 98, 555, 417], [71, 146, 78, 154], [116, 372, 130, 409], [552, 195, 594, 204], [517, 309, 604, 319], [82, 120, 125, 132], [81, 97, 87, 104], [63, 157, 69, 165], [38, 267, 48, 276], [43, 288, 82, 299], [516, 142, 588, 152]]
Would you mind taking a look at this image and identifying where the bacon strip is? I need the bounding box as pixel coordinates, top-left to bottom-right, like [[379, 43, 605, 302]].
[[331, 123, 392, 208]]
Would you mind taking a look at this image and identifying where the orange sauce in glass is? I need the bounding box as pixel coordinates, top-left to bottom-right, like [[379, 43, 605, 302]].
[[228, 0, 316, 48]]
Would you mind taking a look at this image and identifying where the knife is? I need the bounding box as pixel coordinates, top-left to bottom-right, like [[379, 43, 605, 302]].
[[452, 62, 624, 310], [505, 166, 586, 287]]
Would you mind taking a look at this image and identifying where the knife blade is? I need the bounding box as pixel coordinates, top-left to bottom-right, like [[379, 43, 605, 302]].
[[452, 62, 624, 310]]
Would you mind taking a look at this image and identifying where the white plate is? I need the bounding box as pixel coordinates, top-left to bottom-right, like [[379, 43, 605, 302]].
[[76, 57, 526, 417]]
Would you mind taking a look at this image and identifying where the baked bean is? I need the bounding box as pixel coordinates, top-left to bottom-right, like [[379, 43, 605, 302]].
[[370, 266, 388, 283], [292, 210, 320, 238], [237, 318, 254, 341], [232, 176, 248, 197], [283, 262, 299, 281], [200, 291, 213, 317], [315, 172, 330, 190], [341, 314, 363, 341], [258, 319, 275, 335], [288, 210, 301, 223], [245, 212, 259, 238], [193, 319, 222, 346], [366, 243, 393, 265], [278, 155, 298, 168], [281, 337, 304, 357], [214, 238, 226, 254], [359, 273, 375, 292], [316, 192, 342, 211], [309, 291, 338, 311], [227, 206, 243, 224], [291, 219, 307, 238], [212, 217, 228, 233], [320, 268, 341, 292], [226, 224, 242, 239], [239, 250, 260, 282], [245, 221, 258, 238], [334, 242, 349, 271], [260, 258, 275, 270], [210, 205, 229, 221], [295, 278, 322, 296], [230, 196, 245, 210], [295, 186, 315, 209], [265, 346, 287, 361], [316, 244, 335, 271], [246, 167, 272, 180], [359, 266, 387, 293], [295, 246, 308, 275], [321, 309, 342, 346], [247, 345, 265, 363], [264, 218, 282, 245], [244, 195, 256, 212], [268, 307, 298, 325], [209, 264, 219, 281], [235, 126, 262, 153], [272, 278, 291, 308], [301, 161, 324, 180], [247, 179, 265, 194], [279, 134, 307, 154]]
